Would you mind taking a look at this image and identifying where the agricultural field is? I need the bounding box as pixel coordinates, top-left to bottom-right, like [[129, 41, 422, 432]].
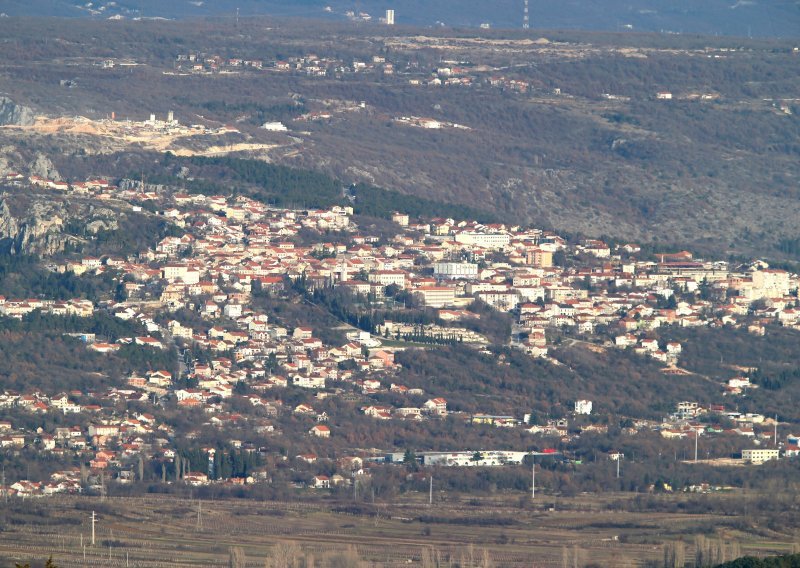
[[0, 492, 796, 567]]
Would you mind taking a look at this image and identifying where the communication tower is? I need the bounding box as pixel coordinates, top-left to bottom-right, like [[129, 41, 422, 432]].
[[523, 0, 529, 29]]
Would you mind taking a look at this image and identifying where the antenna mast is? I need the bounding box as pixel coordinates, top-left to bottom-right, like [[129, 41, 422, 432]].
[[523, 0, 530, 29], [91, 511, 96, 546]]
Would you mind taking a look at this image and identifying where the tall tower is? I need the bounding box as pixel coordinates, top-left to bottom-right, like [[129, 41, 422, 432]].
[[386, 9, 395, 25], [523, 0, 529, 29]]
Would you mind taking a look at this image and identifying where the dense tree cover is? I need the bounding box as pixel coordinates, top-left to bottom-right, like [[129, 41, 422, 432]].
[[0, 254, 118, 301], [76, 213, 183, 257], [282, 281, 509, 346], [348, 182, 496, 223], [777, 236, 800, 259], [184, 155, 343, 209], [0, 311, 146, 341], [464, 300, 513, 344], [150, 155, 495, 223], [393, 344, 720, 419], [197, 99, 307, 127], [251, 286, 349, 346], [661, 327, 800, 421], [715, 554, 800, 568], [171, 447, 265, 480], [0, 326, 177, 392]]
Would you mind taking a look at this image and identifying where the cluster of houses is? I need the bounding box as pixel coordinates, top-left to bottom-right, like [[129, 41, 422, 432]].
[[657, 401, 800, 464], [1, 169, 798, 495], [170, 47, 553, 101], [0, 297, 94, 319], [174, 51, 395, 79], [175, 53, 264, 73]]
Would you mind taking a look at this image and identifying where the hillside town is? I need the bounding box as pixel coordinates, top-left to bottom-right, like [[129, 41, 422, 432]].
[[1, 170, 799, 498]]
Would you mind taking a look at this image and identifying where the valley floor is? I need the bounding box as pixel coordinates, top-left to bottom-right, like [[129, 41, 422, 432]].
[[0, 492, 795, 567]]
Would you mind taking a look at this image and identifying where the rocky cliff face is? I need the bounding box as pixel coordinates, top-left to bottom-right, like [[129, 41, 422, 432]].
[[0, 195, 118, 256], [28, 153, 61, 181], [0, 146, 62, 180], [0, 97, 35, 127]]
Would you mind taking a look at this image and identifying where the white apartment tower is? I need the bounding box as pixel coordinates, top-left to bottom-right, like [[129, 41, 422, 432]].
[[386, 9, 395, 25]]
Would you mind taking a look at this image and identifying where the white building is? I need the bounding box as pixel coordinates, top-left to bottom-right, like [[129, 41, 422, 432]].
[[385, 9, 395, 25], [475, 291, 519, 311], [574, 400, 593, 415], [294, 375, 326, 389], [162, 264, 200, 285], [454, 232, 511, 250], [742, 448, 780, 464], [223, 303, 243, 319], [368, 270, 407, 288], [262, 122, 288, 132], [751, 269, 791, 298], [391, 212, 409, 226], [414, 287, 456, 308], [434, 262, 479, 280]]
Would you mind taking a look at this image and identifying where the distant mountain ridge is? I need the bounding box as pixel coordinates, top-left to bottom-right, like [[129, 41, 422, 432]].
[[2, 0, 798, 38]]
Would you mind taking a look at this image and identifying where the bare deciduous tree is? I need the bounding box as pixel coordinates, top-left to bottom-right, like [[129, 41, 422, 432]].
[[229, 546, 246, 568]]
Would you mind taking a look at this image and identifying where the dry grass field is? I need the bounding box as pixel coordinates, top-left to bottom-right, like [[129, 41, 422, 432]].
[[0, 492, 795, 567]]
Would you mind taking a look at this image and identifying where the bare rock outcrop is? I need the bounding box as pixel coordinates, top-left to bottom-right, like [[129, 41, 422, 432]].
[[29, 153, 61, 181], [0, 196, 119, 255], [0, 97, 35, 127]]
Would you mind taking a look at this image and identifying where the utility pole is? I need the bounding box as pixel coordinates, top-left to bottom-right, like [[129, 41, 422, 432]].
[[616, 457, 621, 478], [531, 456, 536, 499], [429, 475, 433, 506], [695, 429, 699, 462], [196, 500, 202, 530], [91, 511, 96, 546], [774, 415, 778, 448]]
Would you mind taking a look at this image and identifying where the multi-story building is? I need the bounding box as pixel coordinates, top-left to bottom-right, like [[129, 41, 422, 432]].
[[414, 286, 456, 308], [433, 262, 479, 280], [742, 448, 780, 464]]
